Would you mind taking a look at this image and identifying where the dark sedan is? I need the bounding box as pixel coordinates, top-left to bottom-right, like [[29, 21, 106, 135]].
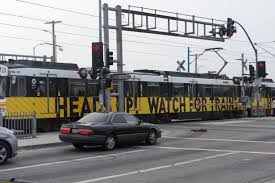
[[59, 112, 161, 150]]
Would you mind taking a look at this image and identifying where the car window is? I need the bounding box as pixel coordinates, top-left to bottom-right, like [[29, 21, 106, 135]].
[[124, 114, 139, 125], [112, 114, 127, 124], [78, 113, 110, 123]]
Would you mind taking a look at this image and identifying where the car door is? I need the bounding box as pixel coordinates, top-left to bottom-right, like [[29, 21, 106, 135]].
[[111, 113, 134, 143], [123, 114, 148, 141]]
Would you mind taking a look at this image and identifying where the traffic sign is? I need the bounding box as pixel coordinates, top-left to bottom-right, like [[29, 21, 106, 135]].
[[111, 73, 131, 80]]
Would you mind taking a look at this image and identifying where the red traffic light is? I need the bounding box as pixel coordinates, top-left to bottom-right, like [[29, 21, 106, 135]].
[[258, 63, 265, 69], [92, 44, 101, 53]]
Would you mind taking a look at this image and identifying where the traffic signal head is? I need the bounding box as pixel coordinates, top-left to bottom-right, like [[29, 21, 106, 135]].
[[79, 68, 88, 79], [88, 69, 99, 80], [92, 42, 104, 70], [106, 49, 114, 67], [233, 77, 240, 85], [102, 67, 111, 76], [257, 61, 267, 78], [249, 65, 255, 78], [226, 18, 236, 37]]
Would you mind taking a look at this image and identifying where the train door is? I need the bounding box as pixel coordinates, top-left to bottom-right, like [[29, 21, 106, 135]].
[[124, 78, 140, 113]]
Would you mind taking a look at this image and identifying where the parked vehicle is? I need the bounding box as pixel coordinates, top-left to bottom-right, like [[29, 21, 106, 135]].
[[0, 127, 18, 164], [59, 112, 161, 150]]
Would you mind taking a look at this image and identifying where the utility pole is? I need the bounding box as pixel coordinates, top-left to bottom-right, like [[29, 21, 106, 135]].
[[235, 21, 260, 117], [45, 20, 62, 63], [99, 0, 102, 42]]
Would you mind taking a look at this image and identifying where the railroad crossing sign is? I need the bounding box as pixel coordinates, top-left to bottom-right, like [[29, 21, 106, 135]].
[[176, 60, 186, 72], [111, 73, 131, 80]]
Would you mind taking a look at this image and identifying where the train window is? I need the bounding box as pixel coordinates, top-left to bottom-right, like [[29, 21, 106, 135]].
[[184, 83, 188, 97], [10, 77, 27, 97], [49, 79, 56, 97], [173, 84, 184, 96], [56, 79, 68, 97], [147, 82, 160, 96], [203, 85, 212, 97], [69, 80, 85, 96], [272, 89, 275, 98], [198, 85, 204, 97], [87, 82, 99, 96], [213, 86, 222, 97], [0, 77, 6, 99], [125, 81, 140, 97], [160, 83, 169, 97]]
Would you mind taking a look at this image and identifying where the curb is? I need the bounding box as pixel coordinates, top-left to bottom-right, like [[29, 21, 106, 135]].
[[19, 142, 69, 150]]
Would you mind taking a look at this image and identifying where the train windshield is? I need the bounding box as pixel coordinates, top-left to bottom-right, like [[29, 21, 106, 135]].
[[0, 77, 6, 99]]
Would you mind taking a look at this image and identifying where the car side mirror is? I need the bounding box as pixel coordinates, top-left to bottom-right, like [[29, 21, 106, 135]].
[[138, 119, 143, 125]]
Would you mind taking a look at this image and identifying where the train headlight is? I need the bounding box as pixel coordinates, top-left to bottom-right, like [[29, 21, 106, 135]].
[[0, 108, 6, 113]]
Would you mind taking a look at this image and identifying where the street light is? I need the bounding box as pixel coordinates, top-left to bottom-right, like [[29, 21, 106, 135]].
[[33, 42, 63, 60]]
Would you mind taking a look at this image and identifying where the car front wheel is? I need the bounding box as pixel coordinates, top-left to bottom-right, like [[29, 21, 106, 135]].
[[145, 130, 157, 145], [103, 135, 116, 151], [0, 141, 9, 164]]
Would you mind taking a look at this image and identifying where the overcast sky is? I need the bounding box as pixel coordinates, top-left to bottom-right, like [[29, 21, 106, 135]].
[[1, 0, 275, 78]]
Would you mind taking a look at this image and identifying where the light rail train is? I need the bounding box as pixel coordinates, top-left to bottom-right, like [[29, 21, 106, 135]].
[[0, 59, 274, 131]]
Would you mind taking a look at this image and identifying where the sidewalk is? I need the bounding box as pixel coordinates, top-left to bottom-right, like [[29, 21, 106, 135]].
[[18, 132, 64, 149]]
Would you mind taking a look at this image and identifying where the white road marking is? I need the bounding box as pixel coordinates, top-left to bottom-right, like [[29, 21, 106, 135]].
[[76, 171, 139, 183], [154, 146, 275, 155], [198, 120, 253, 125], [0, 150, 145, 173], [163, 136, 275, 144], [173, 152, 237, 166], [75, 152, 235, 183]]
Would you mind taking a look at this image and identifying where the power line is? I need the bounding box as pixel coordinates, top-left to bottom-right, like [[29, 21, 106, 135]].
[[0, 11, 265, 56], [16, 0, 98, 18]]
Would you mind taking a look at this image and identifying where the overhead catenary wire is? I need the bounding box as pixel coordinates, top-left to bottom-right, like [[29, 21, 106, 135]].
[[0, 11, 266, 58]]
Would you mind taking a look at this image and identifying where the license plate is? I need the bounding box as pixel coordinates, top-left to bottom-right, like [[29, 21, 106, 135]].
[[71, 128, 78, 134]]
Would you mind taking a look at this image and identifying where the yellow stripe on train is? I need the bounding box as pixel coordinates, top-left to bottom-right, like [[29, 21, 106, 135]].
[[3, 96, 262, 119]]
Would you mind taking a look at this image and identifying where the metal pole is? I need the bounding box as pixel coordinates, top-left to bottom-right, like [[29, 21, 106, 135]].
[[241, 53, 245, 97], [195, 54, 198, 74], [103, 3, 111, 112], [235, 21, 260, 117], [32, 112, 37, 138], [116, 5, 124, 112], [99, 0, 102, 42], [99, 68, 104, 111], [0, 112, 3, 127], [188, 47, 190, 73]]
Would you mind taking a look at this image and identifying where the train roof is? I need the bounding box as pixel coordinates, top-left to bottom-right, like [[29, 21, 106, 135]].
[[0, 59, 79, 71]]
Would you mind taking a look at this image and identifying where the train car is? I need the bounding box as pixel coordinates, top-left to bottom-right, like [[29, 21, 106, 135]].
[[0, 59, 273, 131]]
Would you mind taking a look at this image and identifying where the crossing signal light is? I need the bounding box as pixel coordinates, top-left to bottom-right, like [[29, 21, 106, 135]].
[[233, 77, 240, 85], [79, 68, 88, 79], [92, 42, 104, 70], [249, 65, 255, 78], [89, 69, 99, 80], [257, 61, 267, 78], [226, 18, 236, 37], [106, 49, 114, 66]]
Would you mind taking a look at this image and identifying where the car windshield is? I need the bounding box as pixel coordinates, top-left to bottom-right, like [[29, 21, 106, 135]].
[[78, 113, 110, 123]]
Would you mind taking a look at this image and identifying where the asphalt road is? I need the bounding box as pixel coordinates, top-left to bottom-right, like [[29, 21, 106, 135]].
[[2, 117, 275, 183]]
